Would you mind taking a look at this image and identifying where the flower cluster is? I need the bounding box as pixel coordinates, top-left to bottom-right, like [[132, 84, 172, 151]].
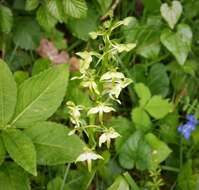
[[178, 114, 198, 140]]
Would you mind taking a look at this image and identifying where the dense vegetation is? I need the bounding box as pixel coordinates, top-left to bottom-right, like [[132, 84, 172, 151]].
[[0, 0, 199, 189]]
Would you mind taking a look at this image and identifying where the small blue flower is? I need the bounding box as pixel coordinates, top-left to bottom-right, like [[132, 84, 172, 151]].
[[178, 114, 198, 140], [186, 114, 198, 125]]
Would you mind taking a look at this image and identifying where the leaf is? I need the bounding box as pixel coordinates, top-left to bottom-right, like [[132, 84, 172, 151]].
[[118, 131, 151, 170], [67, 7, 99, 41], [13, 17, 41, 50], [97, 0, 112, 14], [136, 38, 160, 59], [134, 83, 151, 107], [142, 0, 161, 12], [0, 60, 17, 126], [32, 58, 51, 76], [2, 129, 37, 175], [160, 0, 182, 29], [63, 0, 87, 18], [178, 161, 199, 190], [12, 64, 69, 127], [107, 175, 129, 190], [36, 5, 57, 32], [0, 137, 6, 165], [25, 0, 39, 11], [147, 64, 170, 97], [0, 5, 13, 33], [145, 133, 172, 169], [14, 71, 29, 86], [108, 117, 134, 152], [46, 0, 63, 22], [145, 96, 172, 119], [0, 162, 30, 190], [131, 107, 151, 131], [47, 177, 69, 190], [160, 24, 192, 65], [24, 121, 85, 165]]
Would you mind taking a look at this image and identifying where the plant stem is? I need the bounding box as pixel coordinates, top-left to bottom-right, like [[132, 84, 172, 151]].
[[60, 163, 71, 190], [160, 165, 180, 173]]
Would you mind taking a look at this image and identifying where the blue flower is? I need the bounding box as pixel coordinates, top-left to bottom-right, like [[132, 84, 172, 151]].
[[178, 114, 198, 140], [186, 114, 198, 125]]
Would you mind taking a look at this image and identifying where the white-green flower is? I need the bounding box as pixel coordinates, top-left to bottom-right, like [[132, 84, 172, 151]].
[[99, 128, 120, 148], [81, 79, 100, 95], [87, 102, 115, 123], [100, 71, 125, 81], [67, 101, 83, 127], [76, 148, 103, 172]]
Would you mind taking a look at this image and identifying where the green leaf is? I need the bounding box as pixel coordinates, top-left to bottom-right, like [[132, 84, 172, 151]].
[[118, 131, 151, 170], [0, 60, 17, 126], [142, 0, 161, 12], [147, 64, 170, 97], [178, 161, 199, 190], [67, 7, 99, 41], [107, 175, 129, 190], [160, 24, 192, 65], [97, 0, 112, 14], [0, 137, 6, 165], [0, 162, 30, 190], [32, 58, 51, 76], [63, 0, 87, 19], [134, 83, 151, 107], [145, 96, 172, 119], [131, 107, 151, 131], [0, 5, 13, 33], [36, 5, 57, 32], [14, 71, 29, 86], [47, 177, 70, 190], [46, 0, 63, 22], [13, 17, 41, 50], [136, 32, 160, 59], [2, 129, 37, 175], [25, 0, 39, 11], [24, 121, 85, 165], [145, 133, 172, 169], [160, 0, 182, 29], [109, 117, 134, 152], [12, 64, 69, 127]]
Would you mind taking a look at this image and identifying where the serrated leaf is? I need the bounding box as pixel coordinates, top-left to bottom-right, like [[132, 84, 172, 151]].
[[131, 107, 151, 131], [160, 1, 182, 29], [134, 83, 151, 107], [25, 0, 39, 11], [13, 17, 41, 50], [0, 60, 17, 126], [0, 137, 6, 165], [0, 162, 30, 190], [46, 0, 63, 22], [145, 133, 172, 169], [145, 96, 172, 119], [63, 0, 87, 19], [2, 129, 37, 175], [24, 121, 85, 165], [0, 5, 13, 33], [160, 24, 192, 65], [11, 64, 69, 127], [36, 5, 57, 32], [67, 7, 98, 40]]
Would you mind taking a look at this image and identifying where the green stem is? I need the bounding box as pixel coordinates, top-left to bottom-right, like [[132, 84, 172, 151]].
[[160, 165, 180, 173], [60, 163, 71, 190]]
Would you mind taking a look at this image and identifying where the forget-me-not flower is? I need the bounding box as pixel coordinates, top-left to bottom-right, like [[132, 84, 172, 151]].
[[178, 114, 198, 140]]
